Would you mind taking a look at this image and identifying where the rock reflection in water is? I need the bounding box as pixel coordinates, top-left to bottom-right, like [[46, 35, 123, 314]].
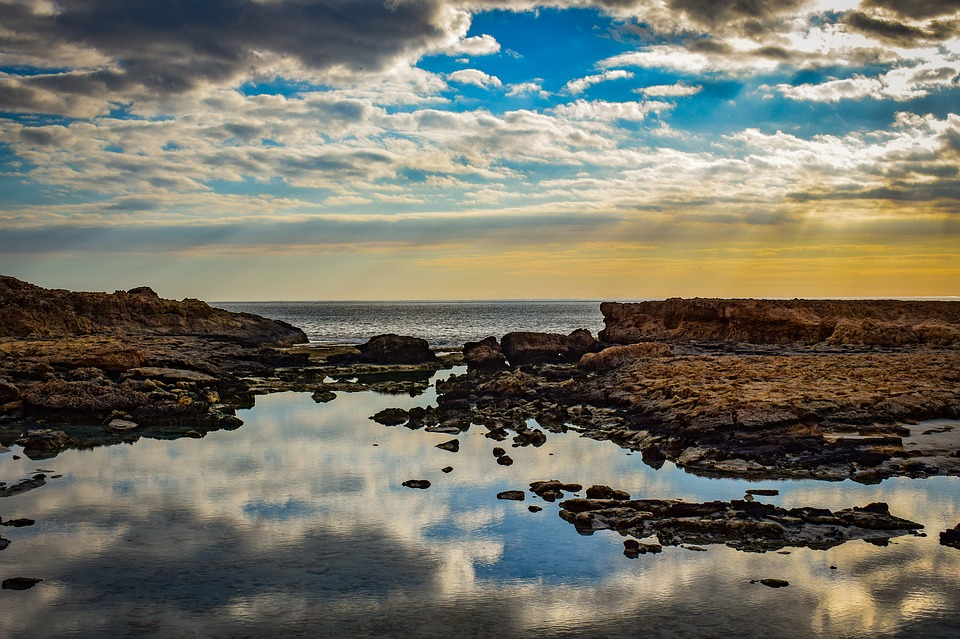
[[0, 384, 958, 638]]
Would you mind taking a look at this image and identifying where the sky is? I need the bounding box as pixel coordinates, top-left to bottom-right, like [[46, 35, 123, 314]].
[[0, 0, 958, 300]]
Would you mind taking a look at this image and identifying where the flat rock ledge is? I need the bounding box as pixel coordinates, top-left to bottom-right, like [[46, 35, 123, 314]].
[[558, 496, 922, 553]]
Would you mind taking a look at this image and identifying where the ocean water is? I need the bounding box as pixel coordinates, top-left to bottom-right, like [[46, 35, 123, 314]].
[[213, 300, 606, 346], [2, 304, 959, 638]]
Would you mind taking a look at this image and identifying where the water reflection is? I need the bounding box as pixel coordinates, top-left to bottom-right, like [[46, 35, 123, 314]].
[[1, 383, 958, 638]]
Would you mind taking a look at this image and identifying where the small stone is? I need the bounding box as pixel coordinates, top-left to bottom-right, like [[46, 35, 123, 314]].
[[753, 579, 789, 588], [371, 408, 408, 426], [402, 479, 431, 489], [311, 389, 337, 403], [441, 467, 454, 473], [183, 430, 203, 439], [436, 439, 460, 453], [106, 418, 139, 432], [585, 485, 630, 500], [2, 577, 42, 590], [0, 518, 35, 527], [496, 455, 514, 466], [497, 490, 525, 501], [492, 447, 506, 458], [528, 505, 542, 512]]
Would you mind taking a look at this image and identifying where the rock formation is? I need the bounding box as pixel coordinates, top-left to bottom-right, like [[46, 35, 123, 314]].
[[0, 275, 307, 346], [500, 329, 600, 365], [559, 496, 923, 552], [599, 298, 960, 347], [356, 334, 437, 364]]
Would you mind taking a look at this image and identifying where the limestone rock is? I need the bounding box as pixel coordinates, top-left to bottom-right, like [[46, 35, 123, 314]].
[[463, 336, 507, 370], [357, 334, 437, 364], [579, 342, 673, 371], [15, 429, 72, 453]]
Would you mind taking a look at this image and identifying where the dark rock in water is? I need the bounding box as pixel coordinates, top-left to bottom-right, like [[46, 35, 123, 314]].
[[463, 336, 507, 370], [311, 389, 337, 403], [497, 490, 525, 501], [183, 430, 203, 439], [528, 505, 543, 512], [402, 479, 431, 489], [371, 408, 409, 426], [513, 429, 547, 447], [623, 538, 662, 558], [586, 485, 631, 500], [0, 475, 46, 498], [530, 479, 582, 502], [940, 524, 960, 549], [558, 493, 923, 552], [496, 455, 514, 466], [357, 334, 437, 364], [441, 466, 454, 473], [15, 429, 72, 454], [746, 489, 780, 496], [2, 577, 43, 590], [492, 447, 506, 458], [753, 579, 789, 588], [436, 439, 460, 453], [1, 518, 36, 527], [500, 330, 598, 366], [0, 537, 9, 551]]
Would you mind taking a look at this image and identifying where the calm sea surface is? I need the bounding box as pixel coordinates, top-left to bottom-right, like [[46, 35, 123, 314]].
[[213, 300, 606, 346], [2, 303, 959, 638]]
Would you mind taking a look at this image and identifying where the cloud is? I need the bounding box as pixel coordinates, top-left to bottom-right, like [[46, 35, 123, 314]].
[[845, 10, 960, 44], [774, 58, 960, 102], [551, 99, 671, 122], [634, 83, 702, 98], [447, 69, 503, 88], [563, 69, 634, 95], [506, 81, 544, 96], [861, 0, 960, 19], [442, 33, 502, 56]]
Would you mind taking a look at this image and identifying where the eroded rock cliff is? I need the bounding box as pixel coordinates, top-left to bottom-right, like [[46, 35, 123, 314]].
[[599, 298, 960, 347]]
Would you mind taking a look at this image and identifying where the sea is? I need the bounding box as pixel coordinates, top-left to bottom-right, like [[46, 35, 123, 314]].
[[2, 300, 958, 638], [213, 300, 608, 347]]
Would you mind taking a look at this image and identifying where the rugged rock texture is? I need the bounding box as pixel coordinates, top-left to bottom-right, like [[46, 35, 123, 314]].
[[600, 298, 960, 347], [940, 524, 960, 549], [434, 350, 960, 482], [559, 496, 923, 552], [500, 330, 600, 365], [463, 336, 507, 370], [579, 342, 673, 371], [356, 334, 438, 364], [0, 275, 307, 346]]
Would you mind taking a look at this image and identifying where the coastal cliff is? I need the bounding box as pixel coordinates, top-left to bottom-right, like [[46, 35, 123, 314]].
[[599, 298, 960, 347], [0, 275, 307, 346]]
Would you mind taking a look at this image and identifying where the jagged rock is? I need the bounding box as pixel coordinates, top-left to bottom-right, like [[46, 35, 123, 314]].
[[497, 455, 514, 466], [530, 480, 583, 502], [402, 479, 431, 489], [599, 298, 960, 347], [0, 475, 47, 498], [0, 518, 35, 527], [0, 379, 21, 403], [513, 429, 546, 447], [558, 495, 923, 552], [0, 275, 306, 346], [623, 538, 662, 557], [15, 429, 72, 454], [500, 330, 600, 366], [311, 389, 337, 403], [357, 334, 437, 364], [463, 336, 507, 370], [497, 490, 525, 501], [436, 439, 460, 452], [441, 466, 454, 473], [22, 379, 149, 413], [586, 485, 631, 500], [579, 342, 673, 371], [371, 408, 409, 426], [939, 524, 960, 549]]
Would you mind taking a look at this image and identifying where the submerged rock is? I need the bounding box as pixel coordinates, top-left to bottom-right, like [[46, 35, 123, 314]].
[[497, 490, 525, 501], [752, 579, 790, 588], [371, 408, 409, 426], [15, 429, 72, 455], [402, 479, 431, 489], [436, 439, 460, 453]]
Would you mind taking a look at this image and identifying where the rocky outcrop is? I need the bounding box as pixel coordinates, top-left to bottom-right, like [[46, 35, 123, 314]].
[[500, 329, 600, 365], [463, 336, 507, 370], [0, 275, 307, 346], [941, 524, 960, 549], [579, 342, 673, 371], [600, 298, 960, 347], [357, 334, 437, 364], [559, 496, 923, 552]]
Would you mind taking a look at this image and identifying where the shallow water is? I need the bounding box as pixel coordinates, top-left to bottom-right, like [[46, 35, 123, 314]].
[[2, 370, 959, 638]]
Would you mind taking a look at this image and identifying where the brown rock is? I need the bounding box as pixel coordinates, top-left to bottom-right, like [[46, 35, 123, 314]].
[[463, 336, 507, 370], [357, 334, 437, 364], [579, 342, 673, 371], [15, 429, 72, 453]]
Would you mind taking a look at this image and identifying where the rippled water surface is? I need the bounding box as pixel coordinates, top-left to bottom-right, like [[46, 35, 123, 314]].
[[2, 367, 959, 638], [213, 300, 606, 346]]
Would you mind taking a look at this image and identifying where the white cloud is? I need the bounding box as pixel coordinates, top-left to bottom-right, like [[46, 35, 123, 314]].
[[444, 34, 501, 56], [563, 69, 634, 95], [447, 69, 503, 89], [775, 59, 960, 102], [551, 99, 671, 122], [506, 81, 543, 96], [634, 83, 702, 98]]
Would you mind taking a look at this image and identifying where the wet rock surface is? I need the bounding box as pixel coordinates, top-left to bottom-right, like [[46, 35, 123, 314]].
[[558, 495, 923, 552], [940, 524, 960, 549], [356, 334, 437, 365], [402, 479, 431, 489], [2, 577, 42, 590]]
